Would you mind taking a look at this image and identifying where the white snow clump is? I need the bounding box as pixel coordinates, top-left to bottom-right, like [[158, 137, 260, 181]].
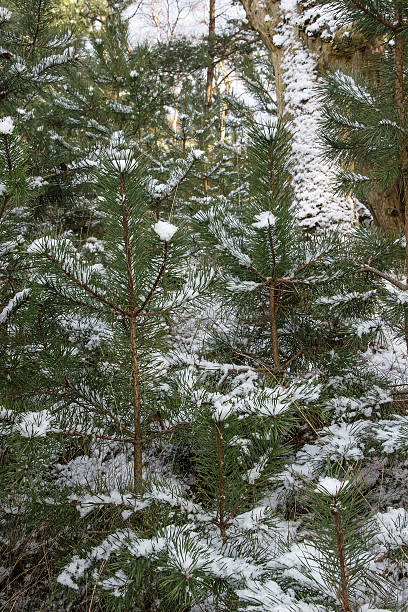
[[0, 116, 14, 135], [314, 476, 349, 496], [153, 220, 178, 242], [252, 211, 276, 229]]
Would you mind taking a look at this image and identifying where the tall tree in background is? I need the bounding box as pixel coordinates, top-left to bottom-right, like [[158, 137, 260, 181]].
[[237, 0, 407, 233], [204, 0, 216, 122], [319, 0, 408, 346], [202, 0, 216, 195]]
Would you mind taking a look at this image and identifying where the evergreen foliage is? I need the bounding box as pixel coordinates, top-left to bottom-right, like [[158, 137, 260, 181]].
[[1, 1, 408, 610]]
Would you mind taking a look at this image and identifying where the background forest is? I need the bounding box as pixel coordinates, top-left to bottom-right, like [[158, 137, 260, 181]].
[[2, 0, 408, 610]]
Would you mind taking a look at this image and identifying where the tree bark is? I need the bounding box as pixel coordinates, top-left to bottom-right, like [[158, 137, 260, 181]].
[[120, 173, 143, 493], [204, 0, 216, 121], [202, 0, 216, 195], [333, 509, 351, 612], [215, 422, 227, 541], [238, 0, 405, 234], [269, 283, 281, 368], [393, 4, 408, 349]]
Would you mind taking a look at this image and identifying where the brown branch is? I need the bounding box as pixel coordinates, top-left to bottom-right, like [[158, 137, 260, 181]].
[[281, 349, 303, 369], [143, 421, 192, 444], [225, 482, 253, 525], [5, 386, 67, 399], [135, 242, 168, 314], [247, 263, 268, 282], [267, 225, 276, 278], [136, 306, 175, 317], [226, 344, 281, 376], [63, 377, 134, 437], [349, 0, 396, 30], [269, 283, 281, 368], [56, 429, 134, 444], [359, 264, 408, 290], [27, 0, 43, 59], [42, 251, 130, 317], [154, 159, 198, 205], [290, 251, 330, 277], [41, 286, 111, 316]]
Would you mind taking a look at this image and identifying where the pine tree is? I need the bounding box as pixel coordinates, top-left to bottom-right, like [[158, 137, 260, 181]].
[[318, 0, 408, 348], [7, 130, 206, 486], [194, 120, 382, 379], [300, 473, 391, 611], [3, 2, 408, 609]]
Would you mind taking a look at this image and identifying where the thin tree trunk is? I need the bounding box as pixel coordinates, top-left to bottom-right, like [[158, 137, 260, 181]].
[[269, 283, 280, 368], [202, 0, 216, 195], [394, 5, 408, 351], [215, 422, 226, 541], [120, 173, 143, 493], [268, 138, 274, 209], [220, 63, 231, 141], [204, 0, 216, 121], [333, 510, 351, 612]]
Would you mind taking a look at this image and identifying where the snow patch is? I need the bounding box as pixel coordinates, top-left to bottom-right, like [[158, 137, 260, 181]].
[[315, 476, 349, 496], [252, 211, 276, 228], [0, 116, 14, 135], [153, 220, 178, 242]]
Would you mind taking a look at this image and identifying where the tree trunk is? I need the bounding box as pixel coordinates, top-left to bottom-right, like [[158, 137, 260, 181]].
[[120, 173, 143, 493], [333, 509, 351, 612], [269, 283, 281, 368], [393, 6, 408, 350], [202, 0, 216, 196], [204, 0, 216, 121], [238, 0, 404, 234], [215, 422, 227, 541]]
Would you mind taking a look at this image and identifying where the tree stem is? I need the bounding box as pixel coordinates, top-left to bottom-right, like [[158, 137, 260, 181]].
[[394, 7, 408, 351], [3, 135, 12, 172], [204, 0, 216, 121], [202, 0, 216, 196], [120, 173, 143, 493], [215, 422, 227, 541], [269, 283, 280, 368], [333, 509, 351, 612]]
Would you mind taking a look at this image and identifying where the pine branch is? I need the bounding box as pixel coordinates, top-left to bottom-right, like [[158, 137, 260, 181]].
[[0, 194, 11, 224], [120, 172, 143, 493], [63, 377, 134, 437], [135, 242, 168, 314], [41, 286, 111, 316], [41, 251, 130, 317], [154, 157, 198, 205], [267, 225, 276, 278], [226, 344, 282, 375], [27, 0, 43, 59], [3, 135, 12, 172], [136, 306, 175, 317], [360, 264, 408, 290], [269, 283, 281, 368], [143, 421, 192, 443], [333, 508, 351, 611], [247, 264, 268, 282], [215, 422, 227, 540], [56, 429, 134, 444], [348, 0, 396, 30], [290, 251, 331, 277]]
